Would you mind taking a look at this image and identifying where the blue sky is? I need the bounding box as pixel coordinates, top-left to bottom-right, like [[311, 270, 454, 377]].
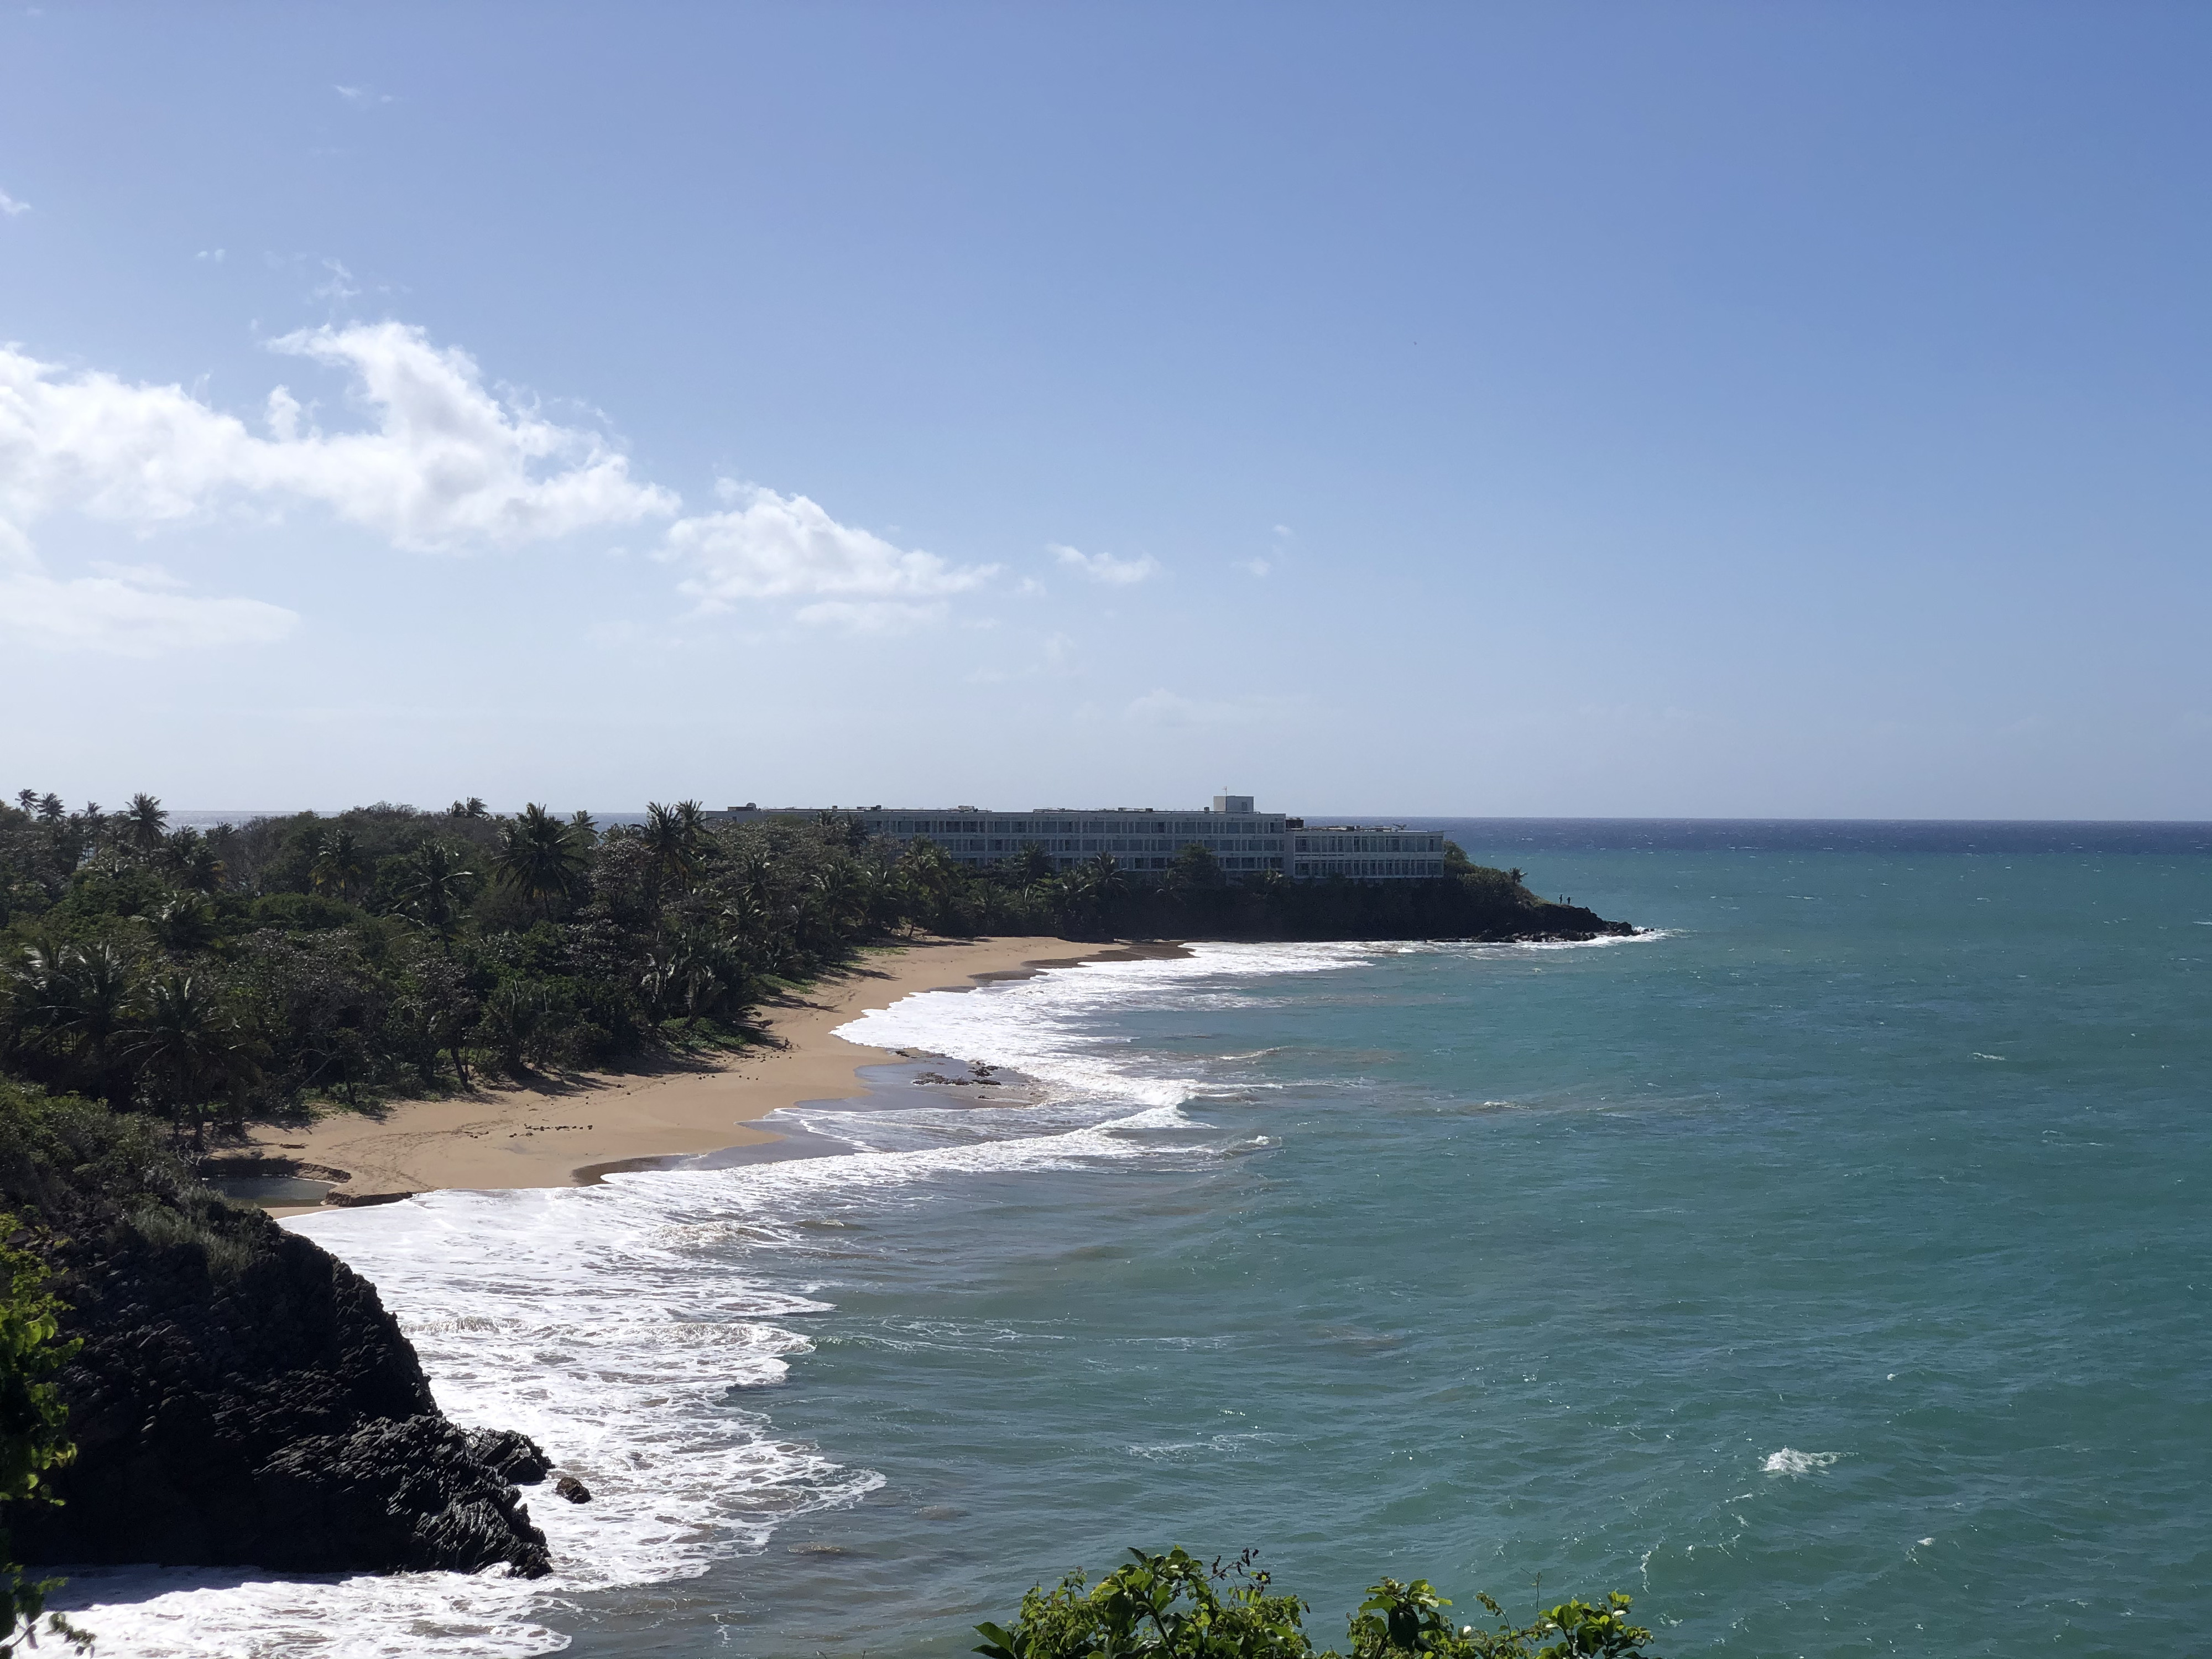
[[2, 3, 2205, 817]]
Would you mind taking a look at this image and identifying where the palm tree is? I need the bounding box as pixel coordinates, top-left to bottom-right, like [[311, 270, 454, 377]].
[[122, 792, 169, 856], [641, 800, 711, 896], [493, 804, 589, 917], [34, 794, 62, 823], [149, 895, 218, 953], [310, 828, 367, 903], [8, 942, 139, 1104], [159, 827, 228, 895], [395, 842, 474, 943], [122, 973, 240, 1152]]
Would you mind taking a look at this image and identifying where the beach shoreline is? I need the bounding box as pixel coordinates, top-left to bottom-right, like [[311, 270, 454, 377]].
[[228, 935, 1182, 1214]]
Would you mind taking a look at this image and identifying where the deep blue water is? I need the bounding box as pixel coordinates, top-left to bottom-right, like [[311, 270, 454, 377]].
[[76, 826, 2210, 1658]]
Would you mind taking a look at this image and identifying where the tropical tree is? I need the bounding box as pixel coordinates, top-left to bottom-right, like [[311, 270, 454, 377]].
[[122, 792, 169, 856], [641, 800, 711, 896], [394, 842, 475, 943], [5, 943, 137, 1105], [122, 972, 243, 1151], [148, 895, 218, 954], [1052, 853, 1128, 937], [0, 1227, 85, 1656], [973, 1551, 1659, 1659], [1166, 842, 1227, 891], [159, 827, 227, 894], [393, 955, 479, 1088], [310, 828, 367, 903], [478, 980, 550, 1074], [493, 804, 589, 917], [895, 838, 961, 935]]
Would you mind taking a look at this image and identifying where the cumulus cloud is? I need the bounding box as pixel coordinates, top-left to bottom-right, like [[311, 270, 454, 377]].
[[669, 485, 995, 614], [0, 322, 676, 650], [0, 190, 28, 217], [333, 84, 393, 107], [0, 322, 676, 551], [1051, 542, 1159, 585]]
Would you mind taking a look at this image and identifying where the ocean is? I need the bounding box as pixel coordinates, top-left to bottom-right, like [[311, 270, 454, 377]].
[[60, 823, 2211, 1657]]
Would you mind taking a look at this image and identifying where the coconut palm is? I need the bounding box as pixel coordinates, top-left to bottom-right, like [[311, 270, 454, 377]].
[[493, 804, 589, 917], [122, 792, 169, 855], [395, 841, 474, 942], [160, 827, 228, 895], [122, 972, 241, 1151], [7, 941, 139, 1104], [641, 800, 711, 896], [310, 828, 367, 903]]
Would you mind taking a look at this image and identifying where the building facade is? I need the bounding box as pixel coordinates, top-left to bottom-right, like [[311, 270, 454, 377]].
[[1288, 825, 1447, 880], [721, 793, 1446, 880]]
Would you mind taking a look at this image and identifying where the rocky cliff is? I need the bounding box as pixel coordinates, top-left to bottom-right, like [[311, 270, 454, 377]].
[[0, 1081, 551, 1576]]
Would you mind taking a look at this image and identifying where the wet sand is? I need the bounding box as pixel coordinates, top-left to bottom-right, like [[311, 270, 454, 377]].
[[231, 936, 1179, 1214]]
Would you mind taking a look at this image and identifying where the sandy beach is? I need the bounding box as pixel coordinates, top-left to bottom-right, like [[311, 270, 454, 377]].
[[229, 935, 1171, 1213]]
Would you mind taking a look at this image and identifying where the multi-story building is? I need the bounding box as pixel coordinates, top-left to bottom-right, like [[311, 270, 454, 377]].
[[1287, 824, 1448, 880], [718, 793, 1447, 880]]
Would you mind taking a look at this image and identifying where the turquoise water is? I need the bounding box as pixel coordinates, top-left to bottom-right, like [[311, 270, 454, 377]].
[[71, 833, 2210, 1657], [576, 840, 2209, 1654]]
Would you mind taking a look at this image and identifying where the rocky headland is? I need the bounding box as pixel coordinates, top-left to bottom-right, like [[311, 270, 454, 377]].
[[0, 1080, 554, 1577]]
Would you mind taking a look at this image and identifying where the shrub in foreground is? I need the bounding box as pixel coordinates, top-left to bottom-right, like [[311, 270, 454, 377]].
[[976, 1548, 1656, 1659]]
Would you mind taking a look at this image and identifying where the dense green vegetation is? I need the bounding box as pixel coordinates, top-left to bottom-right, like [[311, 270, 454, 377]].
[[977, 1548, 1656, 1658], [0, 1179, 84, 1654], [0, 791, 1620, 1137]]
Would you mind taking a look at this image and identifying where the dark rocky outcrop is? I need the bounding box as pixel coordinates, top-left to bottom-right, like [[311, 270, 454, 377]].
[[0, 1082, 551, 1577]]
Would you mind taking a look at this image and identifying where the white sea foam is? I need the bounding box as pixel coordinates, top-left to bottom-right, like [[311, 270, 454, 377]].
[[1761, 1447, 1841, 1477], [60, 943, 1340, 1657]]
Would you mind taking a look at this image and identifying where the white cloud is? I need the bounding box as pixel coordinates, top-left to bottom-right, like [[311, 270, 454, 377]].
[[1051, 542, 1159, 585], [1239, 556, 1271, 577], [0, 322, 676, 551], [0, 322, 676, 650], [0, 190, 27, 217], [311, 258, 360, 302], [333, 84, 393, 107], [669, 485, 995, 612], [794, 599, 950, 634], [196, 248, 226, 264], [0, 568, 298, 656]]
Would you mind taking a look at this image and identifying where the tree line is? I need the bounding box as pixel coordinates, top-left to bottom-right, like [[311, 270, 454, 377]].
[[0, 791, 1610, 1146]]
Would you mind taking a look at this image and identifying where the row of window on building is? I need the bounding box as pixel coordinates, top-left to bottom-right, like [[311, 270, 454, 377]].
[[717, 795, 1447, 882]]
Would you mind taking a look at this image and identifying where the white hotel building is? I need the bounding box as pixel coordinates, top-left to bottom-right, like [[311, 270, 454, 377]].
[[722, 794, 1448, 880]]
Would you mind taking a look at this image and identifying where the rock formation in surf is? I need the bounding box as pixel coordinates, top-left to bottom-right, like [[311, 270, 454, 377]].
[[0, 1081, 552, 1577]]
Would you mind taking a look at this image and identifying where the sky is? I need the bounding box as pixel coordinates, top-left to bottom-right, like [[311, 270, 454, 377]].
[[1, 2, 2206, 819]]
